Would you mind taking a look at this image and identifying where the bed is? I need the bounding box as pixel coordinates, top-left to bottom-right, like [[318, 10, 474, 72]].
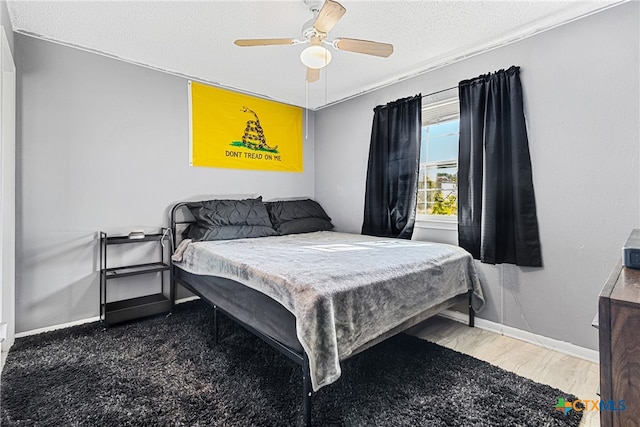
[[169, 197, 484, 426]]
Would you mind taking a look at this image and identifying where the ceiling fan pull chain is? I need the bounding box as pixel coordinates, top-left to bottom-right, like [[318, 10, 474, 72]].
[[305, 81, 309, 139]]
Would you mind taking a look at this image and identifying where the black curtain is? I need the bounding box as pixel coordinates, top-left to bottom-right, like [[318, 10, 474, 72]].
[[362, 94, 422, 239], [458, 66, 542, 267]]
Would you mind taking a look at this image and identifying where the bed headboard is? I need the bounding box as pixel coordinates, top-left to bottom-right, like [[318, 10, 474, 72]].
[[170, 202, 196, 249], [169, 195, 335, 251]]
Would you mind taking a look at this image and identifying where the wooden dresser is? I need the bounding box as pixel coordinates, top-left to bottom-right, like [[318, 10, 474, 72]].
[[598, 260, 640, 427]]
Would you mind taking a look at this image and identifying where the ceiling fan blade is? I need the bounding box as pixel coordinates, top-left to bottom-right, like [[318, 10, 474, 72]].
[[306, 67, 320, 83], [234, 38, 295, 47], [313, 0, 346, 34], [335, 38, 393, 57]]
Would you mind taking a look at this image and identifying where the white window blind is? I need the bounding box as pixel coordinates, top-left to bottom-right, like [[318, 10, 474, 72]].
[[422, 99, 460, 126]]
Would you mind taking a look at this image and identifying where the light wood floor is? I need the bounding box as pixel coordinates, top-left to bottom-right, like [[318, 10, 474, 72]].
[[408, 316, 600, 427]]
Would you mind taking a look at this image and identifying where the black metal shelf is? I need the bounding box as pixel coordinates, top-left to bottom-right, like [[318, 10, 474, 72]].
[[104, 293, 172, 324], [100, 229, 173, 325], [105, 262, 170, 279], [105, 233, 167, 245]]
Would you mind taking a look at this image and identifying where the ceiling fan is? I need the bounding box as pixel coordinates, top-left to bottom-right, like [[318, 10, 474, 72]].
[[234, 0, 394, 83]]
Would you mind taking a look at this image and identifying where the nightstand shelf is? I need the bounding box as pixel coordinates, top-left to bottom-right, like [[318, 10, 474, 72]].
[[104, 293, 171, 325], [105, 262, 170, 279], [100, 230, 173, 325]]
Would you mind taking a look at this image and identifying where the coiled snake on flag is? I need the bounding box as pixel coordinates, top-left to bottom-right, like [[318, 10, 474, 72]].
[[241, 107, 278, 152]]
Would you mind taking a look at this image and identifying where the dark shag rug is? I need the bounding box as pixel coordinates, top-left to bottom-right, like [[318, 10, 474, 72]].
[[1, 300, 583, 427]]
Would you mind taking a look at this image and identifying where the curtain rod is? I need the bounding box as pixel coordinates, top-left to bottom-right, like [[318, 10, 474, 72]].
[[380, 86, 459, 110], [422, 86, 457, 98]]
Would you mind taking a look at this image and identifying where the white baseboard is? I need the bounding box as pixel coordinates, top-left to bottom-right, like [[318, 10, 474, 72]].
[[15, 296, 201, 339], [439, 309, 599, 364], [1, 350, 8, 373], [0, 322, 7, 342], [15, 316, 101, 339], [175, 296, 200, 304], [11, 299, 598, 365]]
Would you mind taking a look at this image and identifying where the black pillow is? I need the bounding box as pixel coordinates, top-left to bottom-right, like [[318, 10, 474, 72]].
[[185, 197, 276, 241], [276, 217, 334, 235], [266, 199, 334, 235], [186, 224, 276, 241]]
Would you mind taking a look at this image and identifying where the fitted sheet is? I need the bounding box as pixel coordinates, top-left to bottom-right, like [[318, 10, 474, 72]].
[[174, 268, 303, 353]]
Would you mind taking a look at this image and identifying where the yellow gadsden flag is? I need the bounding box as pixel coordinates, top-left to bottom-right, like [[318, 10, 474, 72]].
[[190, 81, 303, 172]]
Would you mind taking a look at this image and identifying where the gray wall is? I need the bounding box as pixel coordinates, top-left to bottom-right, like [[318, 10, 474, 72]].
[[314, 2, 640, 351], [15, 34, 315, 332]]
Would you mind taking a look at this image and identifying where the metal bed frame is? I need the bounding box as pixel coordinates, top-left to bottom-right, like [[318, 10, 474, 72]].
[[169, 201, 475, 426]]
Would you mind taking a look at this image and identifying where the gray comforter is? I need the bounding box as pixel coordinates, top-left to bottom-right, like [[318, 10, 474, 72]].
[[174, 231, 485, 391]]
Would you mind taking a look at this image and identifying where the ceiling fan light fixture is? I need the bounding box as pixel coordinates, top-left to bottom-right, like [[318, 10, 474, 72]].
[[300, 45, 332, 69]]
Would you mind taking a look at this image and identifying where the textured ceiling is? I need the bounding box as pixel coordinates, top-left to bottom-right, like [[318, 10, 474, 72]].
[[7, 0, 623, 110]]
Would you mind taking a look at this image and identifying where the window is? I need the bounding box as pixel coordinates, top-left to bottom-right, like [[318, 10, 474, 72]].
[[417, 98, 460, 220]]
